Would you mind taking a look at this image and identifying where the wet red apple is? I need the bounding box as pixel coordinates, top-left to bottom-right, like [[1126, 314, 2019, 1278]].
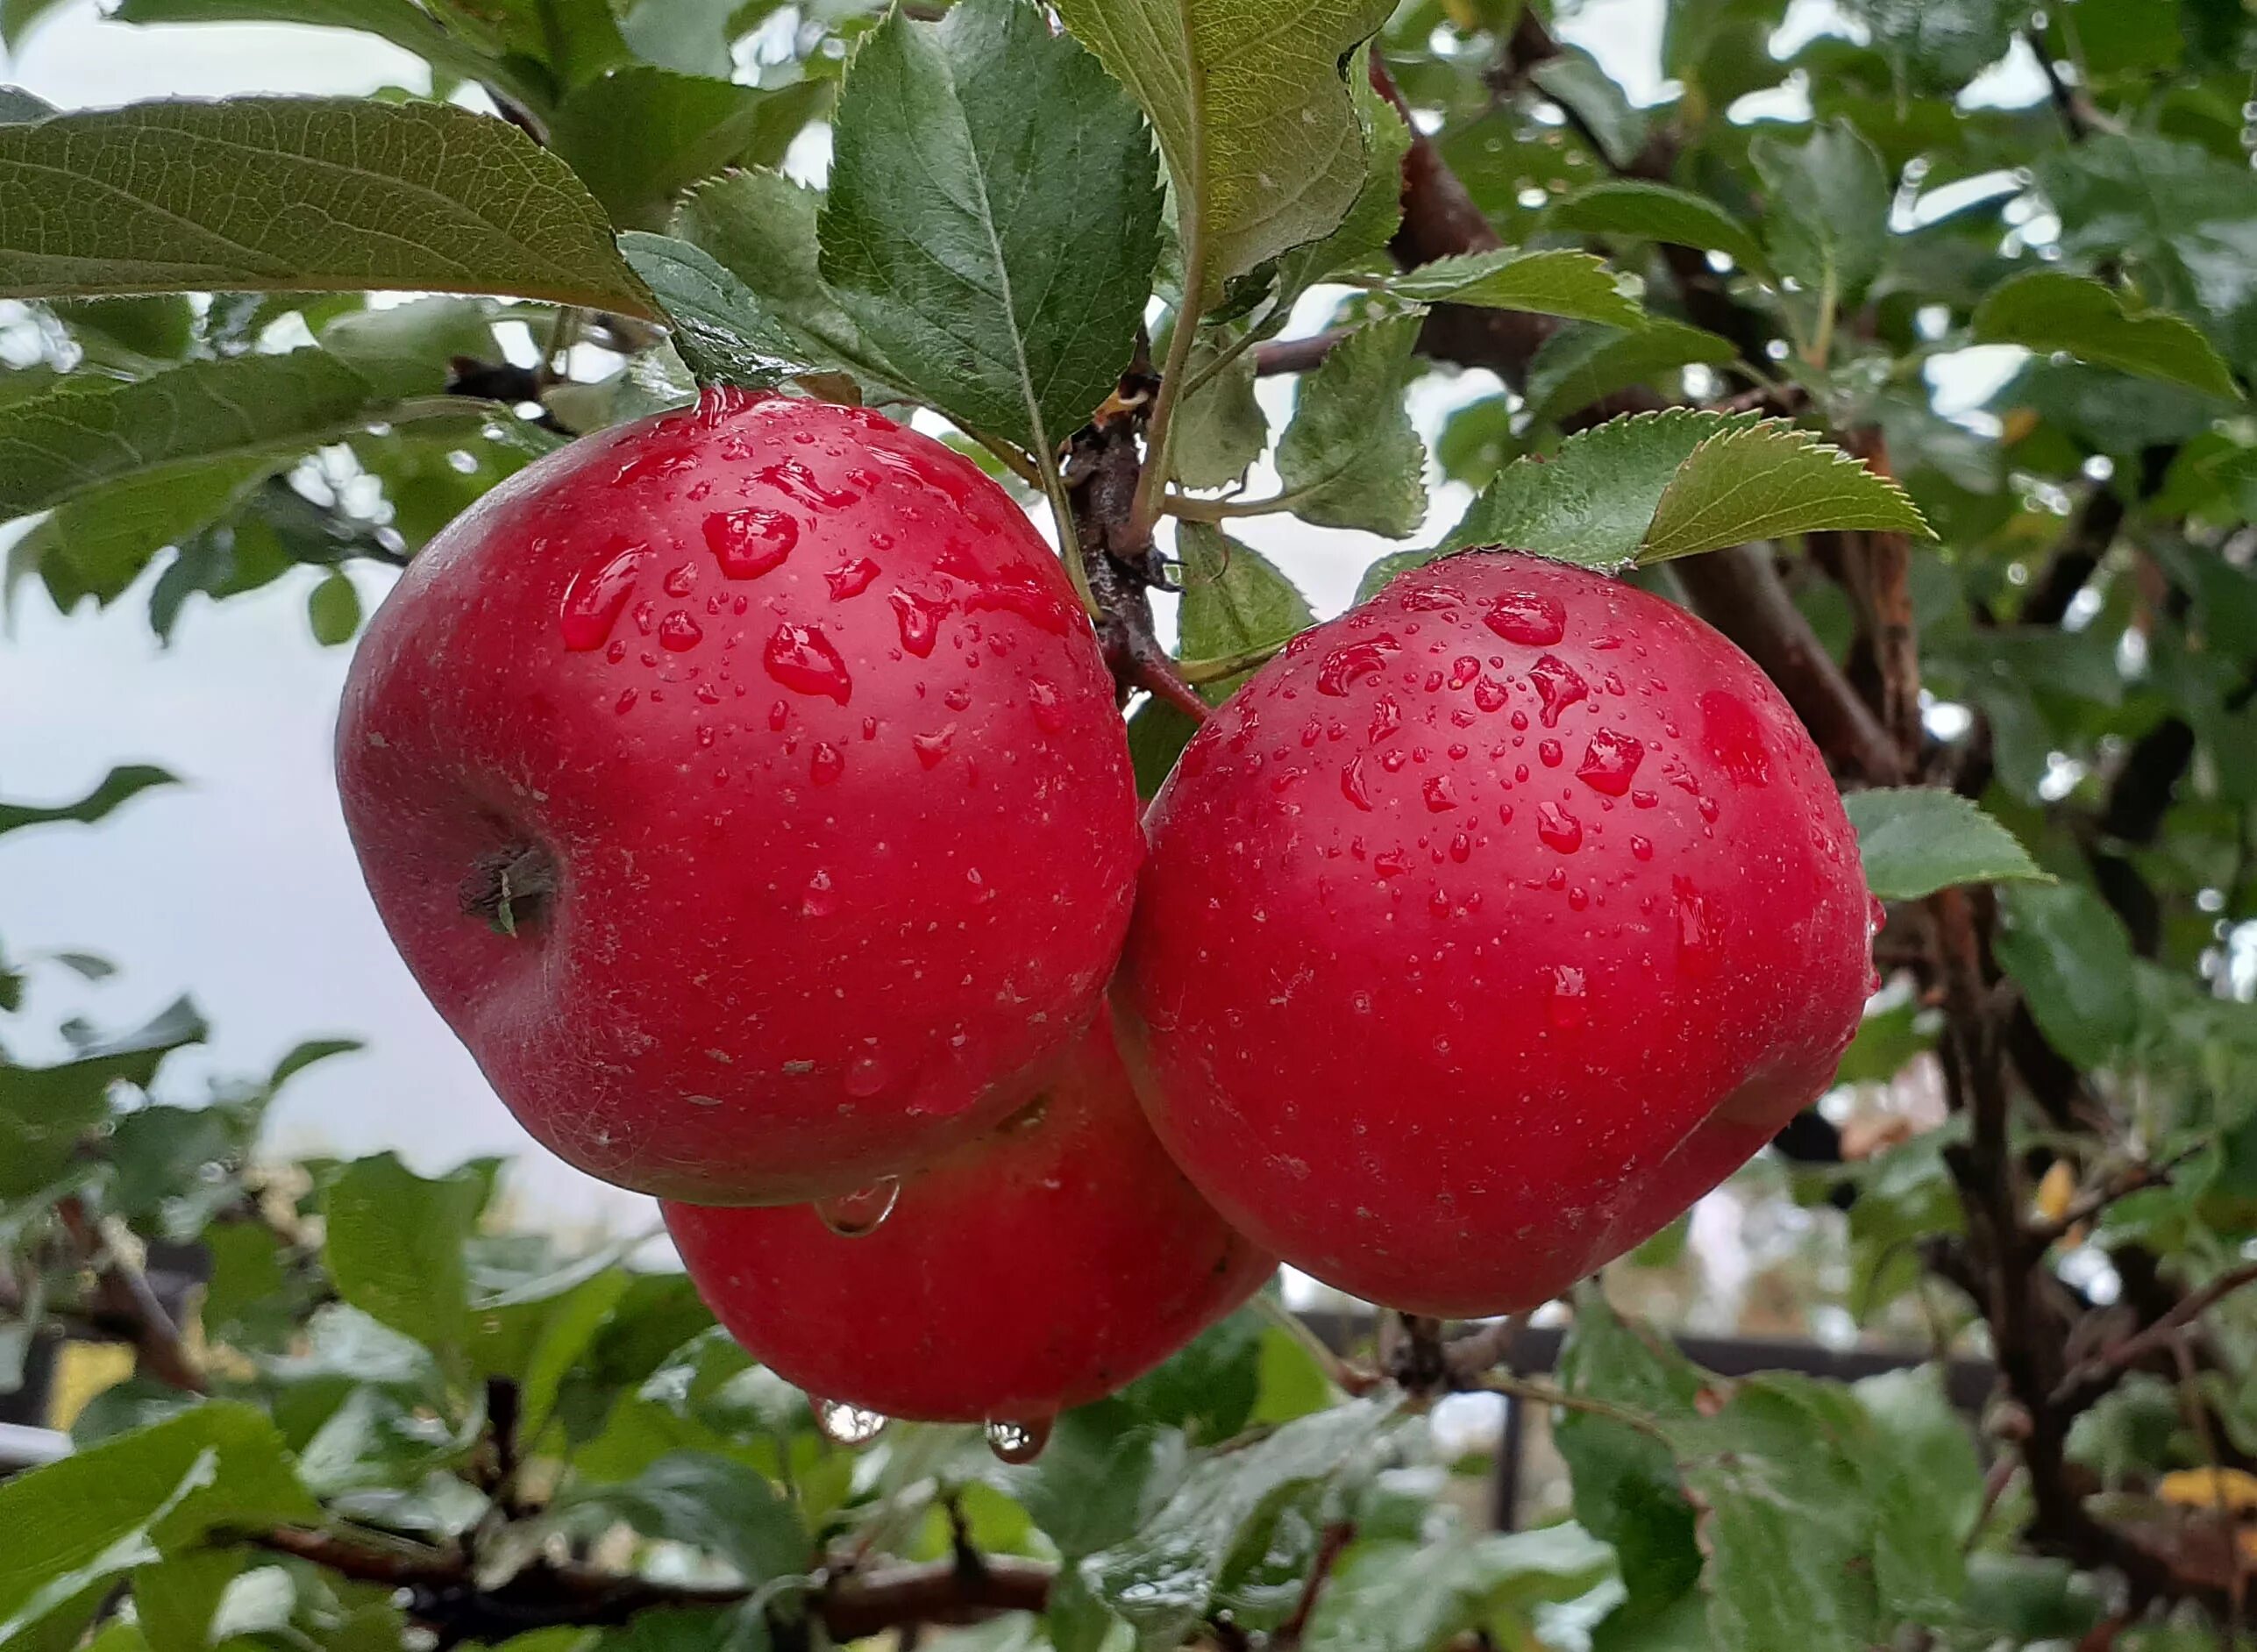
[[336, 388, 1141, 1202], [662, 1012, 1274, 1430], [1115, 552, 1875, 1317]]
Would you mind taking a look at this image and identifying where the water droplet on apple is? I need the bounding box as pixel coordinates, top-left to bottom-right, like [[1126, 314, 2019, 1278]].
[[810, 742, 844, 785], [1576, 728, 1645, 795], [986, 1416, 1052, 1463], [1317, 636, 1399, 696], [1029, 677, 1067, 733], [704, 507, 798, 579], [1675, 876, 1721, 979], [1484, 590, 1567, 647], [827, 558, 881, 600], [758, 457, 858, 510], [1630, 835, 1654, 861], [914, 725, 956, 768], [1546, 964, 1588, 1029], [663, 562, 697, 598], [815, 1399, 886, 1445], [1539, 738, 1563, 767], [890, 588, 950, 658], [659, 610, 703, 652], [1528, 654, 1589, 728], [765, 623, 852, 704], [1536, 801, 1583, 853], [1423, 774, 1458, 812], [559, 540, 651, 651], [815, 1175, 900, 1237], [844, 1053, 888, 1097]]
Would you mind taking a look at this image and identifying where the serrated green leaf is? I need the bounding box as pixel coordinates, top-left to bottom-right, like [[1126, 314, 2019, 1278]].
[[0, 97, 654, 312], [1751, 120, 1892, 305], [1851, 1366, 1983, 1621], [1390, 248, 1644, 328], [673, 169, 904, 395], [1306, 1525, 1618, 1652], [1272, 46, 1409, 301], [1973, 271, 2240, 400], [1845, 787, 2050, 900], [16, 454, 284, 609], [0, 764, 178, 838], [1176, 523, 1313, 683], [1995, 883, 2139, 1070], [552, 68, 825, 232], [317, 298, 497, 400], [1526, 319, 1738, 427], [620, 232, 804, 388], [307, 571, 361, 645], [1548, 180, 1768, 273], [1082, 1397, 1394, 1644], [819, 0, 1162, 455], [323, 1153, 490, 1367], [1170, 330, 1267, 491], [1053, 0, 1393, 307], [1273, 311, 1428, 536], [1445, 408, 1762, 566], [0, 352, 388, 520], [1641, 419, 1932, 561], [0, 1405, 318, 1641]]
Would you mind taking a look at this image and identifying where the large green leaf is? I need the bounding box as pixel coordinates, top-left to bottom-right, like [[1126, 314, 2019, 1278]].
[[1176, 522, 1314, 680], [1841, 0, 2016, 94], [0, 995, 205, 1199], [1305, 1525, 1619, 1652], [0, 97, 654, 312], [317, 297, 498, 399], [1271, 45, 1409, 302], [1846, 787, 2050, 900], [1973, 271, 2240, 400], [1750, 120, 1892, 305], [2039, 132, 2257, 318], [560, 1453, 808, 1584], [552, 69, 824, 232], [1525, 319, 1738, 426], [0, 352, 384, 521], [818, 0, 1162, 454], [619, 232, 806, 388], [1994, 883, 2139, 1069], [1052, 0, 1393, 307], [0, 1405, 317, 1641], [322, 1153, 491, 1369], [1548, 180, 1768, 273], [112, 0, 516, 95], [1445, 409, 1924, 568], [1169, 328, 1267, 490], [1389, 249, 1645, 328], [673, 167, 903, 395], [1273, 311, 1428, 536]]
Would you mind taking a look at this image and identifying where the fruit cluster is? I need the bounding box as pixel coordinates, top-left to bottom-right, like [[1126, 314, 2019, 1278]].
[[338, 388, 1875, 1448]]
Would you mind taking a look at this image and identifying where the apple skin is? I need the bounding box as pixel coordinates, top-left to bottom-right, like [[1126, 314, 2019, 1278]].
[[662, 1012, 1275, 1423], [336, 388, 1141, 1203], [1115, 551, 1874, 1318]]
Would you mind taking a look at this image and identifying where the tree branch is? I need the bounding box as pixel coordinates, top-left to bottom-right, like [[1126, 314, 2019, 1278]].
[[55, 1195, 205, 1395]]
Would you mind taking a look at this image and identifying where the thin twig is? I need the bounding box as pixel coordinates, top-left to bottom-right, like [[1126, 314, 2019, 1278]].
[[2053, 1262, 2257, 1412], [55, 1195, 205, 1394]]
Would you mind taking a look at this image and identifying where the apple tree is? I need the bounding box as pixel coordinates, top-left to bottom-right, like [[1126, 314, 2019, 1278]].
[[5, 0, 2257, 1648]]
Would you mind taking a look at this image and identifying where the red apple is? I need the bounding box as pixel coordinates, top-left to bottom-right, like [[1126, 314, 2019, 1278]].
[[662, 1012, 1274, 1426], [336, 388, 1141, 1203], [1116, 552, 1875, 1317]]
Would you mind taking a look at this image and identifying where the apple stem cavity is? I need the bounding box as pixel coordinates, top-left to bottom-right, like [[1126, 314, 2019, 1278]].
[[460, 842, 559, 937]]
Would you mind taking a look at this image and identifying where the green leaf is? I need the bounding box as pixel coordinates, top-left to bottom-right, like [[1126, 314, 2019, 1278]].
[[1273, 311, 1428, 536], [317, 298, 496, 399], [51, 296, 196, 363], [0, 995, 206, 1199], [1845, 787, 2050, 899], [552, 69, 824, 232], [1052, 0, 1394, 307], [1640, 419, 1932, 561], [1851, 1367, 1983, 1621], [619, 232, 805, 388], [1833, 1001, 1935, 1086], [2037, 134, 2257, 319], [306, 572, 362, 645], [0, 97, 654, 313], [1525, 319, 1738, 427], [1995, 883, 2139, 1069], [0, 85, 55, 124], [818, 0, 1162, 456], [425, 0, 632, 89], [132, 1550, 240, 1652], [271, 1037, 364, 1092], [322, 1153, 490, 1367], [0, 1404, 318, 1641], [1082, 1397, 1394, 1644], [1842, 0, 2015, 95], [1973, 271, 2240, 400], [562, 1452, 808, 1584], [1528, 49, 1646, 170], [110, 0, 517, 94], [1305, 1525, 1619, 1652], [0, 352, 387, 520], [1446, 409, 1760, 564], [1169, 330, 1267, 491], [1389, 249, 1644, 328], [15, 454, 284, 608], [1548, 180, 1768, 273], [673, 168, 903, 395], [1750, 120, 1892, 304], [1271, 46, 1410, 300], [1177, 523, 1314, 685], [616, 0, 777, 76], [0, 765, 178, 837]]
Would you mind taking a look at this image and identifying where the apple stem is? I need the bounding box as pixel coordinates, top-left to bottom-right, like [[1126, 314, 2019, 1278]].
[[459, 842, 559, 937]]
